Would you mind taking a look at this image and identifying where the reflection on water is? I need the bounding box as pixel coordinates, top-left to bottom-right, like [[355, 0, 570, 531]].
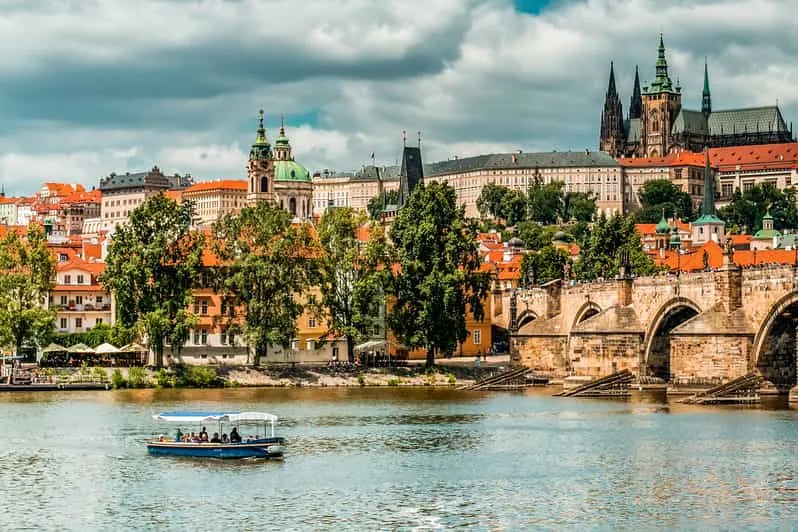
[[2, 386, 798, 529]]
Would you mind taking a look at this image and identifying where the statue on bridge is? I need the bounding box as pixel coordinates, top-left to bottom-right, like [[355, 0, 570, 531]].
[[617, 247, 632, 279]]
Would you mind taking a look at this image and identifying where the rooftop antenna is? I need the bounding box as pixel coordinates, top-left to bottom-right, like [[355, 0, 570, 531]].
[[418, 131, 422, 149], [402, 130, 407, 147]]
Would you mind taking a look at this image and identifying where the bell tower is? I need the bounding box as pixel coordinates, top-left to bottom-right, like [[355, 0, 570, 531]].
[[247, 110, 276, 204], [641, 34, 682, 157], [599, 62, 625, 157]]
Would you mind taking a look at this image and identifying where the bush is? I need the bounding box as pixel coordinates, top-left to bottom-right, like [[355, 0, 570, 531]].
[[92, 367, 108, 383], [387, 378, 401, 386], [127, 367, 149, 388], [356, 373, 365, 387], [156, 368, 175, 388], [178, 366, 220, 388], [447, 373, 456, 385], [111, 369, 126, 389]]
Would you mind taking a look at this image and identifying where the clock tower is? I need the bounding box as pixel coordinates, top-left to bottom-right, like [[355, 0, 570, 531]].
[[247, 110, 276, 204]]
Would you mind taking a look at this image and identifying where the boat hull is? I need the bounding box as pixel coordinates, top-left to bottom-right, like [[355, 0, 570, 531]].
[[147, 438, 285, 459]]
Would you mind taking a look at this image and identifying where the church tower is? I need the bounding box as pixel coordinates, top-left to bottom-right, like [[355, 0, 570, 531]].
[[641, 34, 682, 157], [599, 62, 625, 157], [247, 110, 276, 204]]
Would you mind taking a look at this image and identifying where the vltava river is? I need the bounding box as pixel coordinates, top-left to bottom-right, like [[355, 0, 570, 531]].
[[1, 387, 798, 530]]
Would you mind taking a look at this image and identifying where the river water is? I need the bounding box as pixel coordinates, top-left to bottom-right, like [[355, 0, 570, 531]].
[[1, 387, 798, 530]]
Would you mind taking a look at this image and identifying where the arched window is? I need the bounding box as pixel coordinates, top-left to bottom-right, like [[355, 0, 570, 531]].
[[650, 109, 659, 132], [289, 197, 297, 216], [260, 176, 268, 193]]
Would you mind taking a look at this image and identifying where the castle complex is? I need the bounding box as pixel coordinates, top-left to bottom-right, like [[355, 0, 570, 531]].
[[600, 35, 794, 158]]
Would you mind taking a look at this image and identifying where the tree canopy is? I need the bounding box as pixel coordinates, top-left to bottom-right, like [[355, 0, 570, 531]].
[[527, 181, 564, 225], [389, 182, 490, 367], [636, 179, 693, 223], [574, 213, 657, 281], [102, 194, 204, 367], [318, 208, 392, 362], [0, 225, 56, 357], [718, 184, 798, 233], [520, 245, 569, 286], [214, 201, 318, 365]]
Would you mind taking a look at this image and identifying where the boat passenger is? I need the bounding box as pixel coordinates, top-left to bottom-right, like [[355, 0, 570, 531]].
[[175, 428, 183, 442], [210, 433, 221, 443], [221, 433, 229, 443], [190, 432, 200, 443], [200, 427, 209, 441], [230, 427, 242, 443]]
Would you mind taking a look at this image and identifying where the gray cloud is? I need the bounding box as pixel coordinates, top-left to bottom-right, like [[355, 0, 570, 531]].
[[1, 0, 798, 195]]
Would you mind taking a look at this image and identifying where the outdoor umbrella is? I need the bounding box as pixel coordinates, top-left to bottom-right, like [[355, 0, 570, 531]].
[[67, 343, 95, 354], [94, 342, 120, 354]]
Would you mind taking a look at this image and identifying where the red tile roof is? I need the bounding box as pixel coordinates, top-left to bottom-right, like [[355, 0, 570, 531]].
[[184, 180, 247, 194], [42, 183, 85, 197], [618, 151, 705, 168], [710, 142, 798, 171], [657, 239, 798, 272]]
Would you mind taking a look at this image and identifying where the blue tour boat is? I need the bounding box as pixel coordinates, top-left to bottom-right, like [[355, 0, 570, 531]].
[[147, 411, 285, 459]]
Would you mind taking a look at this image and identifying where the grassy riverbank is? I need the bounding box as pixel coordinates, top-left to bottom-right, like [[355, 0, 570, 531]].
[[23, 363, 504, 389]]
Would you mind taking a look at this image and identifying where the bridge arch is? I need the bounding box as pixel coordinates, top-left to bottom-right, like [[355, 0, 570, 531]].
[[643, 297, 701, 381], [572, 301, 601, 328], [517, 310, 537, 329], [753, 291, 798, 392]]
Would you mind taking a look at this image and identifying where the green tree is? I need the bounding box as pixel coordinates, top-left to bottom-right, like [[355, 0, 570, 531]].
[[527, 181, 564, 225], [318, 208, 392, 363], [0, 225, 56, 358], [476, 183, 510, 219], [367, 189, 400, 220], [636, 180, 693, 223], [389, 182, 490, 367], [718, 184, 798, 233], [501, 189, 527, 226], [574, 213, 657, 281], [102, 194, 204, 367], [214, 202, 318, 365], [516, 221, 561, 251], [520, 246, 569, 286], [563, 192, 597, 222]]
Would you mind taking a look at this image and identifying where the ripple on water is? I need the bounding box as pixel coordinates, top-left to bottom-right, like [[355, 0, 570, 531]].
[[1, 388, 798, 529]]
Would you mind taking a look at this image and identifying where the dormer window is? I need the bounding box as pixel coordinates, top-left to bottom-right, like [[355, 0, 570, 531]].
[[64, 274, 71, 284]]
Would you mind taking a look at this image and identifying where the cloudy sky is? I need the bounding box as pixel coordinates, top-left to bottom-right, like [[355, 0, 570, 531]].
[[1, 0, 797, 195]]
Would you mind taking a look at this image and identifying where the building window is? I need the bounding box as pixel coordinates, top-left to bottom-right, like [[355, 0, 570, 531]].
[[96, 296, 103, 304], [64, 274, 71, 284], [60, 318, 67, 329], [221, 300, 227, 315], [307, 340, 315, 351], [193, 300, 199, 314], [77, 274, 84, 284], [473, 329, 482, 345], [308, 317, 316, 328], [201, 301, 208, 315], [75, 318, 83, 329], [201, 329, 207, 345], [96, 318, 103, 326], [60, 295, 67, 305], [75, 295, 83, 305], [221, 332, 227, 345], [193, 330, 200, 344]]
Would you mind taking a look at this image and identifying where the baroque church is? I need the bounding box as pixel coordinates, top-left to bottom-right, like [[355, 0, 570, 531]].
[[247, 110, 313, 219], [600, 35, 794, 158]]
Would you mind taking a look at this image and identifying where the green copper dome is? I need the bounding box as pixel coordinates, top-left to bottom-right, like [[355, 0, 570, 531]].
[[655, 214, 671, 235], [274, 159, 311, 183]]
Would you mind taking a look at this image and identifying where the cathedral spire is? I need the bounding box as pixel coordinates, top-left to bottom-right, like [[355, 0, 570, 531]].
[[599, 61, 624, 156], [608, 60, 617, 95], [649, 33, 673, 93], [702, 58, 712, 116], [629, 65, 642, 119]]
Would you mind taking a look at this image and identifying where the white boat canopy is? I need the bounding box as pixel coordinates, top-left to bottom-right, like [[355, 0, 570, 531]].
[[153, 411, 279, 437]]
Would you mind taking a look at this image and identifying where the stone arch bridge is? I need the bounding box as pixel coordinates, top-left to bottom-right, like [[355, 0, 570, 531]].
[[499, 248, 798, 392]]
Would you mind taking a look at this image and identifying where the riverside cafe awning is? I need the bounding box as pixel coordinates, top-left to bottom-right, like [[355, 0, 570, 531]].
[[353, 340, 408, 365]]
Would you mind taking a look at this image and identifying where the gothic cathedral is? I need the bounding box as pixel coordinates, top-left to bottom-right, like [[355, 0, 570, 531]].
[[599, 34, 793, 158]]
